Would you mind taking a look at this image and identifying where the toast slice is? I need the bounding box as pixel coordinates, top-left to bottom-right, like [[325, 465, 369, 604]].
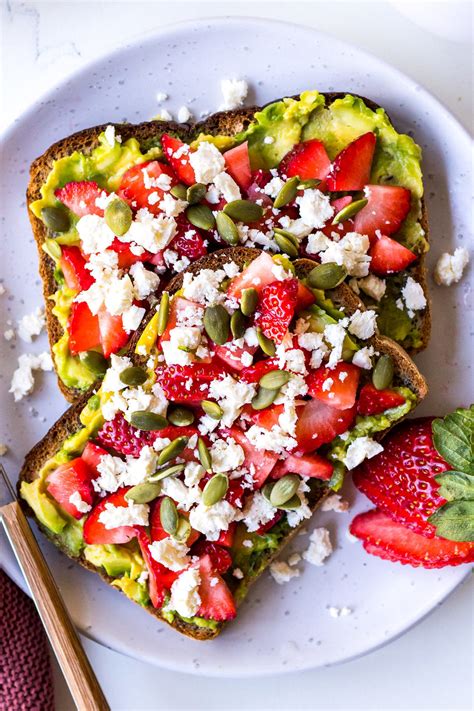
[[19, 247, 427, 640], [27, 91, 430, 402]]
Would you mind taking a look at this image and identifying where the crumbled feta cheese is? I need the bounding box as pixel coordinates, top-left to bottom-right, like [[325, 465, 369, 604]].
[[162, 326, 202, 366], [276, 344, 308, 375], [76, 214, 116, 254], [358, 274, 386, 302], [344, 436, 383, 470], [209, 438, 245, 472], [238, 492, 277, 532], [149, 538, 190, 571], [401, 277, 427, 317], [189, 500, 238, 541], [207, 375, 256, 428], [245, 424, 297, 454], [319, 232, 371, 277], [288, 553, 301, 566], [98, 501, 149, 529], [4, 329, 15, 341], [137, 570, 149, 585], [163, 249, 191, 273], [101, 354, 133, 393], [434, 247, 469, 286], [321, 494, 349, 512], [270, 561, 300, 585], [184, 461, 205, 487], [122, 304, 146, 333], [9, 352, 53, 401], [328, 606, 352, 618], [351, 345, 374, 370], [323, 322, 347, 368], [17, 307, 45, 342], [189, 142, 225, 184], [213, 172, 241, 203], [233, 567, 244, 579], [348, 309, 377, 340], [104, 125, 121, 146], [263, 136, 275, 145], [295, 189, 334, 230], [68, 491, 92, 514], [166, 567, 201, 618], [263, 176, 285, 198], [182, 268, 226, 305], [156, 91, 168, 103], [177, 105, 192, 123], [286, 479, 313, 528], [303, 527, 333, 566], [0, 284, 5, 295], [219, 78, 248, 110], [122, 209, 177, 253], [159, 192, 188, 217], [306, 231, 333, 255], [157, 109, 173, 121], [160, 478, 202, 512]]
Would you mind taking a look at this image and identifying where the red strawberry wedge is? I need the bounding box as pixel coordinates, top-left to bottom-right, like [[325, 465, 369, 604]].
[[118, 160, 177, 214], [223, 142, 252, 190], [68, 302, 101, 355], [295, 399, 356, 453], [279, 139, 331, 182], [197, 555, 237, 621], [161, 134, 196, 185], [156, 362, 228, 403], [306, 362, 360, 410], [55, 181, 105, 217], [46, 458, 95, 519], [271, 452, 333, 481], [352, 418, 448, 536], [256, 278, 299, 344], [326, 132, 376, 191], [357, 383, 406, 416], [83, 489, 137, 545], [354, 185, 411, 241], [350, 510, 474, 568], [60, 246, 94, 292], [369, 234, 417, 275]]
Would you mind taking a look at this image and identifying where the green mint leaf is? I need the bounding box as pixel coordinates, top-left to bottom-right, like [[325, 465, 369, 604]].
[[429, 500, 474, 542], [435, 471, 474, 501], [432, 405, 474, 475]]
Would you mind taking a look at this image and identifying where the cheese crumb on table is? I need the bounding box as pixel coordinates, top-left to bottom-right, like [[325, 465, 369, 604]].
[[270, 561, 300, 585], [17, 307, 45, 342], [321, 494, 349, 513], [344, 436, 383, 470], [177, 105, 192, 123], [434, 247, 470, 286], [328, 606, 352, 618], [9, 352, 53, 401], [303, 527, 333, 566], [219, 78, 248, 110]]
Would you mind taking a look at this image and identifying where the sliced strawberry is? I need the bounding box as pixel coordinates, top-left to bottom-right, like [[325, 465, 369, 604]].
[[197, 554, 236, 621], [191, 541, 232, 574], [97, 309, 128, 358], [279, 140, 331, 182], [226, 251, 277, 300], [295, 399, 356, 453], [108, 239, 152, 268], [240, 358, 279, 384], [215, 343, 257, 372], [256, 511, 283, 534], [369, 234, 417, 275], [223, 141, 252, 190], [81, 442, 110, 476], [306, 362, 360, 411], [256, 278, 298, 345], [83, 488, 137, 545], [296, 282, 315, 311], [250, 404, 284, 430], [217, 522, 237, 547], [150, 498, 199, 546], [350, 509, 474, 568], [227, 427, 278, 488], [357, 383, 406, 416], [331, 196, 353, 213], [159, 296, 204, 344], [135, 529, 179, 608], [118, 160, 178, 214], [156, 362, 228, 403], [326, 132, 376, 191], [354, 185, 411, 241], [55, 181, 105, 217], [68, 302, 101, 355], [271, 452, 333, 481], [97, 414, 159, 457], [46, 458, 95, 519], [60, 246, 94, 292], [170, 215, 207, 261], [161, 134, 196, 186], [352, 418, 448, 537]]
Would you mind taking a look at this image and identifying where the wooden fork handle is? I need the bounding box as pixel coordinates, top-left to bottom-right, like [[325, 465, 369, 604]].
[[1, 500, 109, 711]]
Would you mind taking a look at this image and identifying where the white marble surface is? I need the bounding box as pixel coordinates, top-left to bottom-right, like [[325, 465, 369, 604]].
[[1, 2, 472, 709]]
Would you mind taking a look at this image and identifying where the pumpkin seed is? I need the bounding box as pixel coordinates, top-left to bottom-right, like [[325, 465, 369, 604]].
[[186, 182, 207, 205], [160, 496, 179, 536], [259, 369, 291, 390], [270, 474, 300, 507], [332, 198, 368, 225], [157, 292, 170, 336], [186, 204, 215, 230], [230, 309, 246, 339], [119, 366, 148, 387], [201, 400, 224, 420], [274, 231, 299, 258], [104, 198, 133, 236], [125, 481, 162, 504], [276, 494, 301, 510], [168, 406, 195, 427], [148, 463, 185, 483], [307, 262, 347, 290], [223, 199, 263, 223], [240, 287, 259, 317], [215, 211, 239, 245], [198, 437, 212, 471], [170, 183, 187, 200], [130, 411, 168, 431], [157, 436, 189, 466], [297, 178, 321, 190], [79, 350, 108, 377], [273, 228, 299, 249], [262, 482, 275, 503], [87, 394, 101, 411], [173, 516, 191, 542], [203, 304, 230, 345], [41, 205, 70, 233], [251, 386, 279, 410], [372, 354, 394, 391], [257, 328, 276, 356], [42, 238, 62, 261], [202, 473, 229, 507], [273, 176, 299, 209], [328, 461, 346, 491]]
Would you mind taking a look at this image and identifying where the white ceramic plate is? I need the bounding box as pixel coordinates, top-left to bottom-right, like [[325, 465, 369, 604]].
[[0, 18, 472, 677]]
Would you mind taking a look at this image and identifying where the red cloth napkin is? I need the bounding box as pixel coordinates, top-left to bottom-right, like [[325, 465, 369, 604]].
[[0, 569, 55, 711]]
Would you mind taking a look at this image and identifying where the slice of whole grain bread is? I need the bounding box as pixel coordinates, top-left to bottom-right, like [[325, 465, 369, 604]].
[[19, 247, 427, 641]]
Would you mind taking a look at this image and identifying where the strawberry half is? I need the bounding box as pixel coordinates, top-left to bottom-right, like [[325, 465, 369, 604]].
[[306, 362, 360, 411], [118, 160, 178, 214], [350, 509, 474, 568], [83, 488, 138, 545], [271, 452, 333, 481], [357, 383, 406, 416], [81, 441, 110, 476], [161, 134, 196, 185], [240, 358, 279, 384], [295, 399, 356, 453], [55, 181, 105, 217], [226, 251, 277, 300], [256, 278, 298, 344], [196, 554, 236, 621], [224, 141, 252, 190], [46, 458, 95, 519], [226, 426, 278, 488], [279, 139, 331, 182], [97, 309, 128, 359], [156, 362, 228, 403], [354, 185, 411, 241], [108, 239, 152, 268], [352, 418, 448, 537], [369, 234, 417, 275], [60, 246, 94, 292], [326, 132, 376, 191], [68, 302, 101, 355]]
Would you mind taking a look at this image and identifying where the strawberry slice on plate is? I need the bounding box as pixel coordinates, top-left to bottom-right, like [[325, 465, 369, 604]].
[[326, 132, 376, 191], [55, 181, 105, 217], [156, 362, 228, 403], [279, 139, 331, 182], [295, 399, 356, 453], [271, 452, 333, 481], [83, 488, 138, 545], [97, 309, 129, 358], [357, 383, 406, 416], [354, 185, 411, 241], [350, 509, 474, 568], [227, 426, 278, 488], [256, 278, 298, 344], [60, 246, 94, 292], [118, 160, 178, 214], [224, 141, 252, 190], [306, 362, 360, 410], [197, 554, 237, 621], [226, 251, 278, 300], [369, 233, 417, 275], [161, 134, 196, 186], [68, 302, 101, 355], [46, 458, 95, 519]]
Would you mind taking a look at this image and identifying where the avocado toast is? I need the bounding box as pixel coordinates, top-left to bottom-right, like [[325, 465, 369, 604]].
[[27, 90, 430, 402], [19, 247, 427, 640]]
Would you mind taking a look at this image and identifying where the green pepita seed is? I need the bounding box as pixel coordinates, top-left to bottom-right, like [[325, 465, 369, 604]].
[[41, 206, 70, 233], [157, 292, 170, 336], [230, 309, 246, 339], [273, 228, 299, 250], [332, 198, 368, 225], [203, 304, 230, 345], [274, 231, 299, 258], [215, 211, 239, 245], [148, 463, 185, 483], [257, 328, 276, 356], [42, 238, 62, 261], [276, 493, 301, 510], [307, 262, 347, 290], [262, 482, 275, 503], [186, 183, 207, 205], [202, 473, 229, 507], [186, 204, 215, 230], [328, 461, 346, 491], [251, 386, 280, 411], [372, 354, 394, 391], [270, 474, 300, 507], [168, 407, 195, 427], [125, 481, 162, 504], [173, 516, 191, 542], [160, 497, 179, 536], [104, 198, 133, 236], [201, 400, 224, 420], [240, 287, 259, 317], [157, 436, 189, 466], [119, 366, 148, 387], [87, 394, 101, 411], [297, 178, 321, 190], [259, 370, 291, 390], [223, 199, 263, 223], [130, 411, 168, 431], [170, 184, 188, 200], [198, 437, 212, 472], [273, 176, 299, 210], [79, 350, 108, 377]]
